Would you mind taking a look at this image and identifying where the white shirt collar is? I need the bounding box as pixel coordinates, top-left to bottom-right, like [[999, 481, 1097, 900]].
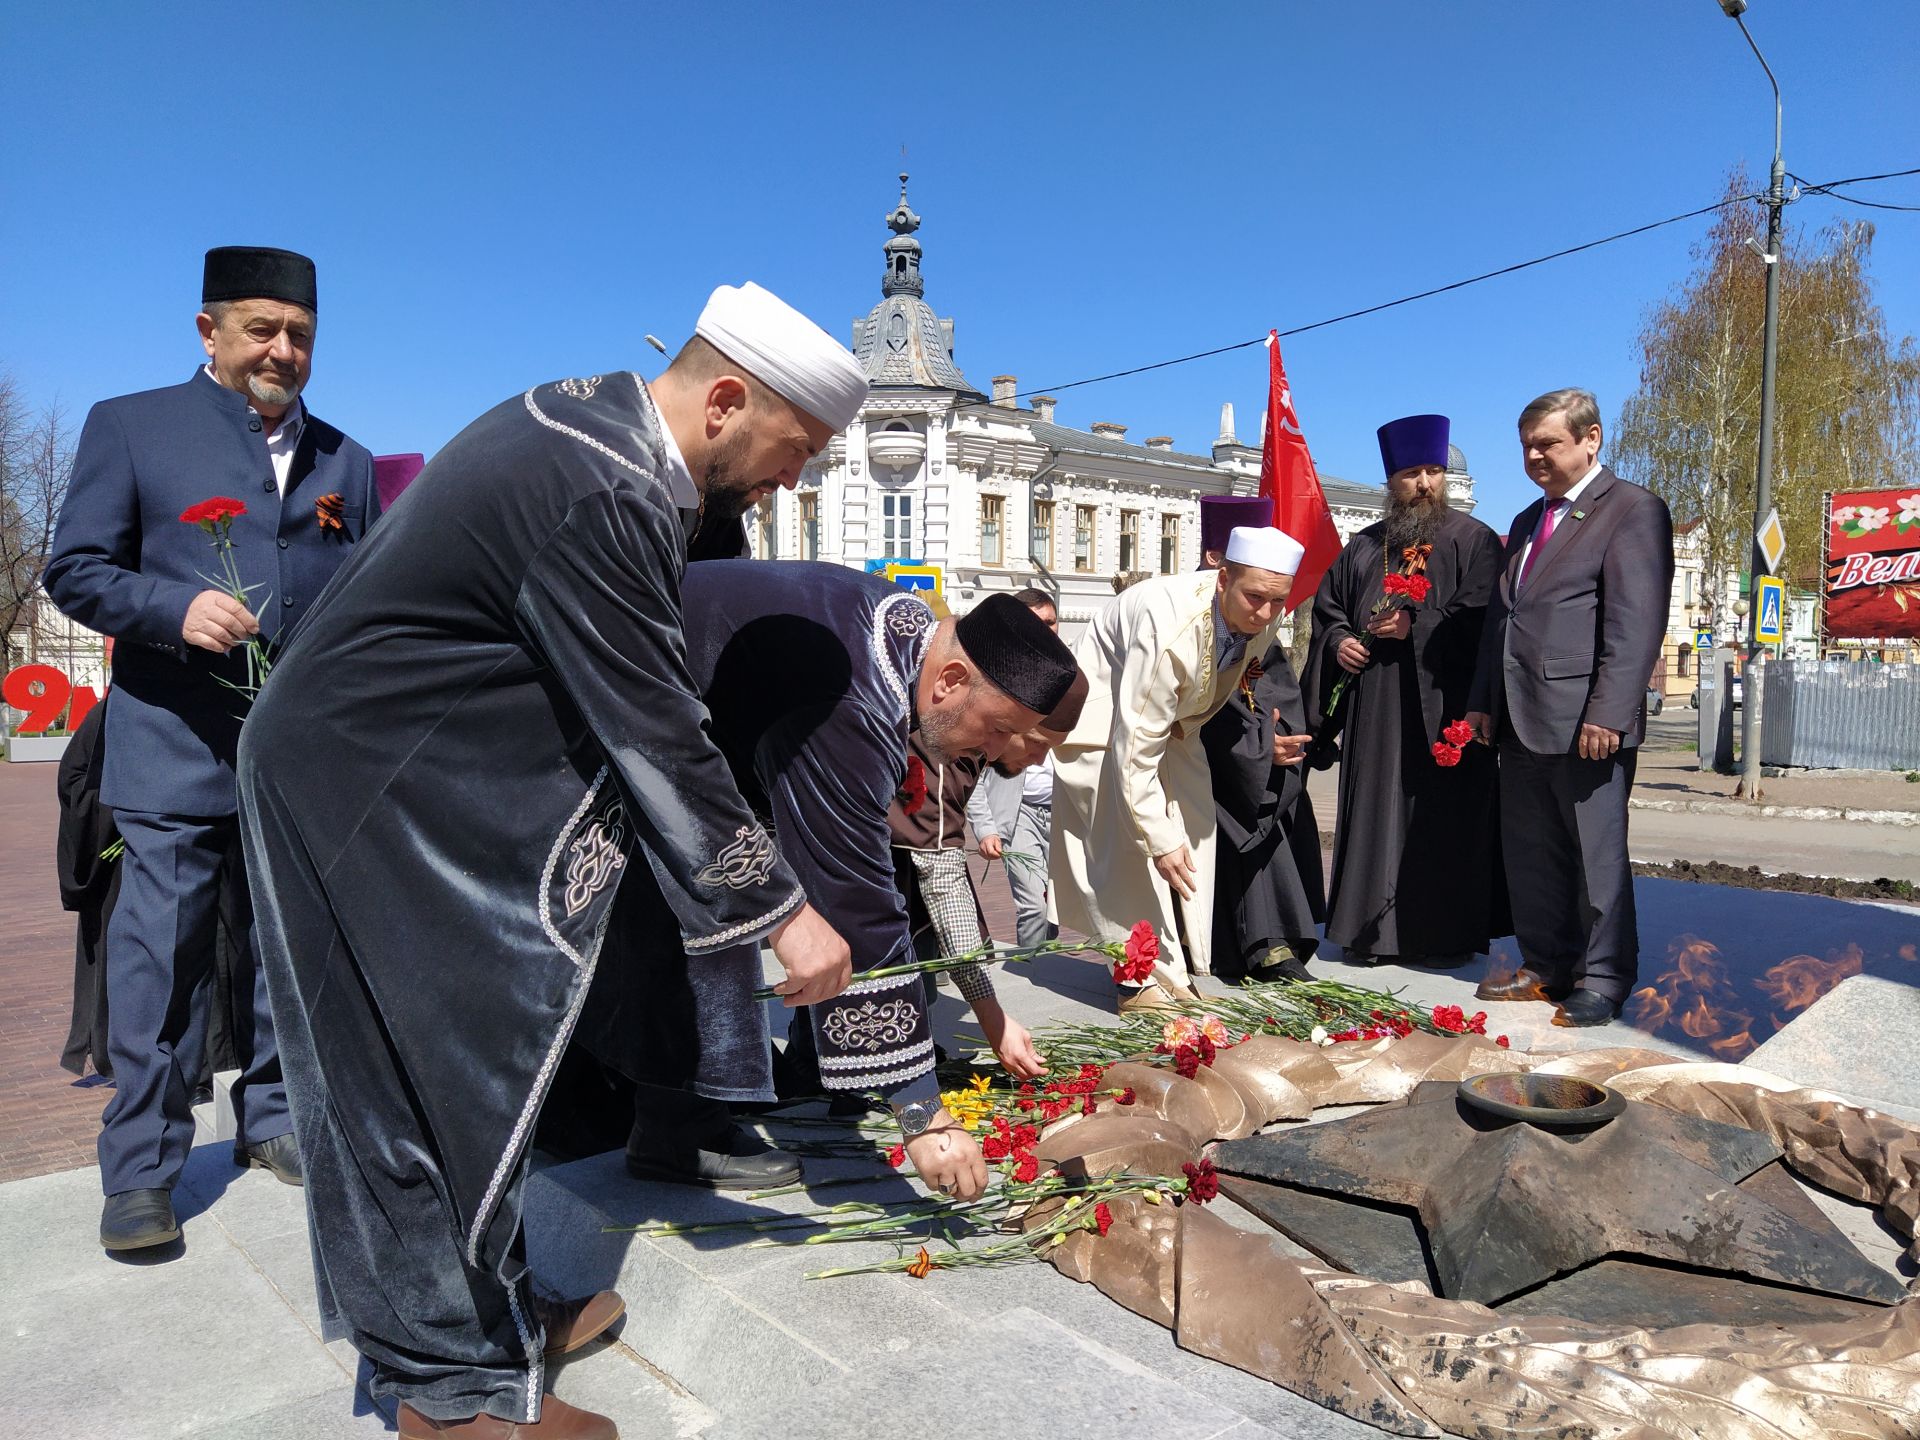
[[638, 378, 699, 510]]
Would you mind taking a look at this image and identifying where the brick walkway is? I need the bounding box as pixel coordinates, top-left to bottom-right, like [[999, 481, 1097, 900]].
[[0, 762, 104, 1182]]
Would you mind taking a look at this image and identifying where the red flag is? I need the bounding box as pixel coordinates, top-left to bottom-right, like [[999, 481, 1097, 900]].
[[1258, 332, 1342, 611]]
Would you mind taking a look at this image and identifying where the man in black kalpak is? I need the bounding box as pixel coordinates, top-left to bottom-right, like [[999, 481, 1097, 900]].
[[241, 283, 877, 1440], [574, 582, 1078, 1192]]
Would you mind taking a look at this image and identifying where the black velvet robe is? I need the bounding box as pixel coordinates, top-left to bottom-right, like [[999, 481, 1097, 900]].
[[1305, 507, 1510, 959], [576, 560, 940, 1104], [1201, 641, 1326, 975], [237, 373, 804, 1421]]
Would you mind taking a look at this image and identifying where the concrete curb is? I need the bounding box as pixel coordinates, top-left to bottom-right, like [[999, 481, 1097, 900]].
[[1629, 797, 1920, 826]]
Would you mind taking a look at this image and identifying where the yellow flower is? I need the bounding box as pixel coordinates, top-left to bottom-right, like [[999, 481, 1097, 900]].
[[939, 1088, 994, 1131], [969, 1074, 992, 1094]]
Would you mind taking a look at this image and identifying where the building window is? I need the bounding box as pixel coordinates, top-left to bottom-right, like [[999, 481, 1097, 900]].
[[1677, 643, 1692, 678], [981, 495, 1004, 567], [1074, 505, 1097, 573], [799, 494, 819, 561], [753, 501, 775, 559], [1118, 511, 1140, 572], [1159, 514, 1180, 574], [1031, 499, 1054, 568], [882, 491, 913, 557]]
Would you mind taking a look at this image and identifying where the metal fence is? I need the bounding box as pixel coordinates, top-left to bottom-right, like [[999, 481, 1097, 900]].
[[1761, 659, 1920, 770]]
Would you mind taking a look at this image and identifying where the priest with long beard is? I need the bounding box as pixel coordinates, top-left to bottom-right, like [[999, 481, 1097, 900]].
[[1306, 414, 1510, 968]]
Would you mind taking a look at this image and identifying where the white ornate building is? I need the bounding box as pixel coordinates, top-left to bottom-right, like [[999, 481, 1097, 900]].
[[750, 177, 1477, 639]]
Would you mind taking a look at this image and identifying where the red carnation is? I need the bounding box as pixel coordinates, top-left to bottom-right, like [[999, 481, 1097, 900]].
[[1012, 1155, 1040, 1184], [1382, 573, 1409, 598], [982, 1134, 1012, 1161], [899, 756, 928, 815], [1404, 574, 1433, 603], [1093, 1201, 1114, 1237], [180, 496, 248, 530], [1012, 1124, 1039, 1148], [1495, 1034, 1511, 1048], [1443, 719, 1475, 748], [1116, 1087, 1137, 1106], [1431, 1004, 1468, 1034], [1171, 1044, 1201, 1080], [1431, 742, 1463, 768], [1081, 1096, 1097, 1116], [1113, 921, 1160, 985], [1181, 1159, 1220, 1205], [885, 1144, 905, 1168]]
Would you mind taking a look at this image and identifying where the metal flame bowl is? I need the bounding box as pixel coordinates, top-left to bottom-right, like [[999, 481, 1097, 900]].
[[1457, 1072, 1627, 1129]]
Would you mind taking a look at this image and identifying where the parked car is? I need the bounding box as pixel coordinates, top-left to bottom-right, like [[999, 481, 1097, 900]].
[[1731, 673, 1743, 709], [1644, 685, 1664, 716]]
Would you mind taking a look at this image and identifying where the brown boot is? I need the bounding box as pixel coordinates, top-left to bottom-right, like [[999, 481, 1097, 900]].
[[396, 1395, 617, 1439], [1117, 977, 1196, 1015], [531, 1288, 625, 1357]]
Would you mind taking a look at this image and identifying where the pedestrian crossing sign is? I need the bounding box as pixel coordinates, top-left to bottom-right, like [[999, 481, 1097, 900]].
[[1755, 575, 1786, 645]]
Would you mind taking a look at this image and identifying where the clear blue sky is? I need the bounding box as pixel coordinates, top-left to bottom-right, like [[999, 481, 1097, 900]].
[[4, 1, 1915, 529]]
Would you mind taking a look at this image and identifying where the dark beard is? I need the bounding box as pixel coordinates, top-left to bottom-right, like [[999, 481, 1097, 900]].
[[918, 702, 969, 766], [1384, 492, 1448, 552], [698, 429, 759, 525]]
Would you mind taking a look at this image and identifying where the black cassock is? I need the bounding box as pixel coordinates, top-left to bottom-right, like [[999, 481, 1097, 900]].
[[1305, 507, 1510, 960], [1199, 641, 1326, 976], [238, 373, 805, 1425], [575, 560, 940, 1106]]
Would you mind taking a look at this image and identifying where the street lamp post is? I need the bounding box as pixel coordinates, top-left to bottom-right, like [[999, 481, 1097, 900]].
[[1718, 0, 1785, 800]]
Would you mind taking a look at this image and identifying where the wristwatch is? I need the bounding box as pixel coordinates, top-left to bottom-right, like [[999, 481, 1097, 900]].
[[893, 1098, 942, 1137]]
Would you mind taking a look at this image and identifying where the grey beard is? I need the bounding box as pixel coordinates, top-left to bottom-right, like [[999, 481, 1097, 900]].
[[247, 373, 303, 408], [1384, 493, 1448, 552], [918, 702, 968, 766]]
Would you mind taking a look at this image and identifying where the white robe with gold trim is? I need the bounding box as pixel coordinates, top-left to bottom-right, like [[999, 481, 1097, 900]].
[[1050, 571, 1280, 981]]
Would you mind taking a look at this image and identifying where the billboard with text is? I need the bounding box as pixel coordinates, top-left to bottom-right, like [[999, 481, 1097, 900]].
[[1821, 487, 1920, 643]]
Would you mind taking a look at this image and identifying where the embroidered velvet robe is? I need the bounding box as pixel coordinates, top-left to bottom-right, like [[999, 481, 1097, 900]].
[[576, 559, 941, 1104], [237, 372, 802, 1422]]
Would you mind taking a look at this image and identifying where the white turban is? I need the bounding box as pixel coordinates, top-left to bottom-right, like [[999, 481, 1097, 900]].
[[1225, 525, 1306, 577], [694, 281, 870, 433]]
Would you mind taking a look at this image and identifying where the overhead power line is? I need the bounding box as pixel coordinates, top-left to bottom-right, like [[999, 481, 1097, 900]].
[[965, 165, 1919, 411]]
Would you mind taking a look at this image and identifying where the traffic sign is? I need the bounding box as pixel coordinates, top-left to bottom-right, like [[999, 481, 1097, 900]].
[[1756, 508, 1787, 576], [1754, 575, 1786, 645], [1694, 629, 1714, 653]]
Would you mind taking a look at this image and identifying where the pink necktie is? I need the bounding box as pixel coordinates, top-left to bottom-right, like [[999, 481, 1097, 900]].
[[1516, 501, 1560, 592]]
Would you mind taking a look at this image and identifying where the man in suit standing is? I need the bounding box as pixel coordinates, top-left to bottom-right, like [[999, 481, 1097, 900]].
[[1464, 388, 1672, 1026], [44, 246, 378, 1250]]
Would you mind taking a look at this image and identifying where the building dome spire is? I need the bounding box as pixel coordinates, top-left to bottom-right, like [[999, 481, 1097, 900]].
[[881, 172, 925, 298], [854, 173, 979, 395]]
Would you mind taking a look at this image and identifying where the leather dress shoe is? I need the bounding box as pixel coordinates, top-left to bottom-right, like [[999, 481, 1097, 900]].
[[100, 1188, 179, 1251], [1246, 950, 1312, 985], [626, 1124, 801, 1190], [396, 1394, 616, 1439], [1474, 968, 1565, 1004], [235, 1132, 305, 1186], [1552, 989, 1623, 1028], [531, 1288, 625, 1357]]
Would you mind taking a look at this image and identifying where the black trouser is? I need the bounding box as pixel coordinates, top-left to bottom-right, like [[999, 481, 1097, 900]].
[[1496, 739, 1639, 1005]]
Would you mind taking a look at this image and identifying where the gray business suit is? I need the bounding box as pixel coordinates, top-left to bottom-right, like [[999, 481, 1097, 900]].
[[1468, 465, 1673, 1003]]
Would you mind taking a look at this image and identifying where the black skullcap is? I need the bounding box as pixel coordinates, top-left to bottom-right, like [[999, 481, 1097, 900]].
[[954, 593, 1077, 716], [202, 246, 318, 313]]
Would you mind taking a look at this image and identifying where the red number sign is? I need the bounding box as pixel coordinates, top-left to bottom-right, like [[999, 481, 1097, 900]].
[[2, 664, 102, 734]]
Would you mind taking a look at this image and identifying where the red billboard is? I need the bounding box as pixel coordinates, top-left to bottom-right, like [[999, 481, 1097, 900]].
[[1821, 486, 1920, 643]]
